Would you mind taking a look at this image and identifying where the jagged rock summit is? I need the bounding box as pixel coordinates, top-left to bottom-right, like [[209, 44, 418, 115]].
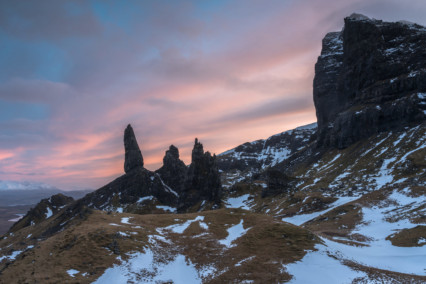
[[179, 138, 222, 212], [124, 124, 144, 173], [79, 126, 222, 214], [314, 13, 426, 148], [155, 145, 187, 195]]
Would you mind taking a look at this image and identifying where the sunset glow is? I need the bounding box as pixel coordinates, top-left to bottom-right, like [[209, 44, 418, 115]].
[[1, 0, 425, 190]]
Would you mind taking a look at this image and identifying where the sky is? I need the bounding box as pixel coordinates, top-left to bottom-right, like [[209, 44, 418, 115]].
[[1, 0, 425, 190]]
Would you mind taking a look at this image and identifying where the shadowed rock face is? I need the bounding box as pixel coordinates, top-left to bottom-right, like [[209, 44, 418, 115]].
[[155, 145, 188, 195], [78, 128, 221, 214], [178, 138, 222, 212], [9, 193, 74, 233], [81, 167, 179, 210], [79, 125, 179, 212], [124, 124, 144, 173], [314, 14, 426, 148]]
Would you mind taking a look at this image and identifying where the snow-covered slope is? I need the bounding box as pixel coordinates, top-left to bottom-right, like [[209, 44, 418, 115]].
[[220, 122, 426, 282], [1, 122, 424, 283], [218, 122, 316, 188]]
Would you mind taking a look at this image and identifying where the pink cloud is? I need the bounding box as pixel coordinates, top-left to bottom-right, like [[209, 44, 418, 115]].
[[0, 0, 425, 190]]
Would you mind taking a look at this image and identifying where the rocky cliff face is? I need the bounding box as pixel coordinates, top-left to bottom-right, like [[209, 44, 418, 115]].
[[314, 13, 426, 148], [155, 145, 187, 195], [178, 139, 222, 212]]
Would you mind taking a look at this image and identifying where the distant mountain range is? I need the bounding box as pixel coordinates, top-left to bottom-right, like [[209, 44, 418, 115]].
[[0, 181, 92, 206]]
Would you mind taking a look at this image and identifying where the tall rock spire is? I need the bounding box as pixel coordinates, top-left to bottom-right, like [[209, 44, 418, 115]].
[[178, 138, 222, 212], [124, 124, 144, 173]]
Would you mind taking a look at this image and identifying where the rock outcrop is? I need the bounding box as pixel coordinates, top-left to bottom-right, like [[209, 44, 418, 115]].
[[155, 145, 188, 195], [314, 13, 426, 148], [80, 125, 179, 212], [217, 123, 316, 188], [9, 193, 74, 233], [124, 124, 144, 173], [262, 169, 297, 198], [79, 126, 221, 214], [178, 139, 222, 212]]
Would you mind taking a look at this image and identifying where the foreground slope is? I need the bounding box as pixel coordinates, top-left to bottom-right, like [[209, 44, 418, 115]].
[[220, 122, 425, 282], [0, 209, 319, 283]]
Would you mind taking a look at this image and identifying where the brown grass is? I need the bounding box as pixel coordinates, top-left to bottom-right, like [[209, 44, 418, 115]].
[[346, 260, 426, 283], [304, 203, 363, 239], [0, 209, 319, 283], [386, 225, 426, 247]]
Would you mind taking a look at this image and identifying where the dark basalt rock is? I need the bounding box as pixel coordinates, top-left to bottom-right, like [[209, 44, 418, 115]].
[[78, 126, 221, 214], [178, 138, 222, 212], [155, 145, 188, 195], [124, 124, 144, 173], [8, 193, 74, 233], [314, 14, 426, 148], [80, 125, 178, 211], [262, 169, 296, 198], [38, 200, 92, 238], [81, 167, 179, 210]]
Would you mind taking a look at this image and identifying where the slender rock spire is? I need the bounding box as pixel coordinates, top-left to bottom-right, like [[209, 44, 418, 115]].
[[124, 124, 144, 173], [191, 138, 204, 162]]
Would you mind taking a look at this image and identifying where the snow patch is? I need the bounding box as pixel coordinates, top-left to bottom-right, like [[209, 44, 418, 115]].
[[137, 196, 153, 203], [374, 157, 396, 187], [225, 194, 251, 210], [282, 196, 359, 226], [157, 205, 177, 213], [45, 207, 53, 218], [0, 245, 34, 262], [235, 256, 255, 267], [162, 216, 207, 234], [67, 269, 79, 277], [219, 220, 249, 248], [121, 217, 132, 224], [93, 250, 202, 284], [313, 189, 426, 275], [285, 243, 366, 283]]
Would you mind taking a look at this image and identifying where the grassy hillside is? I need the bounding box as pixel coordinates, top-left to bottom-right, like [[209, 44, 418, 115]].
[[0, 208, 319, 283]]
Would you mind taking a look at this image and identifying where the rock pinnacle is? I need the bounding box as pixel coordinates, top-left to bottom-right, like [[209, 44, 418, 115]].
[[124, 124, 144, 173]]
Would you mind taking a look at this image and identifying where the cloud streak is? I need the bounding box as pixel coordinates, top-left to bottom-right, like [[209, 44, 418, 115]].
[[0, 0, 425, 189]]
